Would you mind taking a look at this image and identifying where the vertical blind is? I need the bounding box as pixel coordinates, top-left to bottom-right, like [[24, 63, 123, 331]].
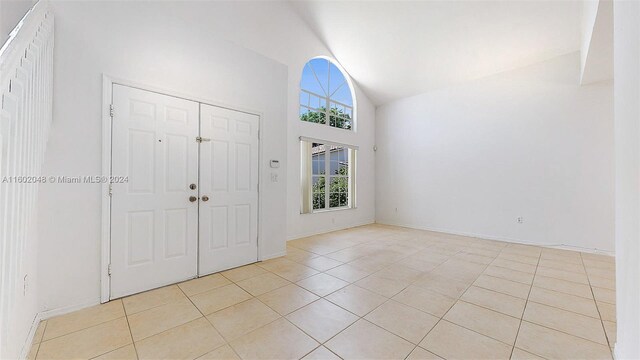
[[0, 2, 54, 357]]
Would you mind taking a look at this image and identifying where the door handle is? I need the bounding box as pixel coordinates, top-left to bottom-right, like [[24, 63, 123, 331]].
[[189, 183, 197, 190], [189, 196, 198, 202], [201, 195, 210, 202]]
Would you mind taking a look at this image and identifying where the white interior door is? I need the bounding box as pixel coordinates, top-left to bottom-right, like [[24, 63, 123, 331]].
[[198, 104, 259, 275], [110, 85, 199, 299]]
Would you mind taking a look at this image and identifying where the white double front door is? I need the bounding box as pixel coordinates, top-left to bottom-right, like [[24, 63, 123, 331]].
[[110, 84, 259, 299]]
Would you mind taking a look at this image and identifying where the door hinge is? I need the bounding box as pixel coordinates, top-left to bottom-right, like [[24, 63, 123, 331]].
[[109, 104, 114, 118], [196, 136, 211, 143], [108, 183, 113, 196], [107, 264, 112, 276]]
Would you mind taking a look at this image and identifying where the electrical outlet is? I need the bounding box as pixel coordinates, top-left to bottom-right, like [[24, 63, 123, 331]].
[[517, 217, 524, 224]]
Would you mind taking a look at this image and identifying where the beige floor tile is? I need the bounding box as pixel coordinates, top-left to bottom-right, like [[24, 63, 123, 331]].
[[536, 267, 589, 284], [483, 266, 534, 285], [37, 318, 131, 360], [285, 247, 318, 263], [444, 301, 520, 345], [603, 320, 616, 345], [510, 348, 545, 360], [27, 343, 39, 360], [412, 272, 471, 299], [523, 301, 607, 344], [496, 253, 539, 265], [299, 256, 343, 271], [286, 299, 358, 343], [406, 347, 443, 360], [589, 275, 615, 290], [541, 249, 583, 264], [178, 274, 231, 297], [586, 267, 615, 279], [515, 321, 612, 360], [402, 258, 441, 272], [454, 252, 495, 265], [460, 286, 526, 318], [197, 345, 240, 360], [43, 301, 126, 341], [302, 346, 341, 360], [597, 301, 616, 322], [33, 320, 47, 343], [128, 297, 202, 341], [409, 250, 451, 264], [528, 287, 600, 318], [348, 256, 391, 272], [430, 261, 485, 283], [420, 320, 512, 360], [325, 319, 414, 360], [206, 298, 280, 341], [593, 286, 616, 304], [258, 284, 319, 315], [190, 284, 252, 315], [355, 275, 409, 297], [538, 258, 586, 274], [326, 284, 388, 316], [374, 263, 424, 283], [365, 300, 439, 344], [296, 273, 349, 297], [235, 273, 290, 296], [93, 344, 137, 360], [123, 285, 186, 315], [221, 264, 267, 282], [229, 318, 318, 360], [473, 274, 530, 299], [491, 258, 536, 274], [135, 318, 225, 360], [533, 275, 593, 299], [260, 259, 320, 282], [325, 264, 371, 282], [392, 285, 456, 318]]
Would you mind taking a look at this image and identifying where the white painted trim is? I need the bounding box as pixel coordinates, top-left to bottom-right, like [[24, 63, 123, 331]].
[[299, 136, 359, 150], [286, 220, 375, 241], [100, 75, 113, 303], [40, 298, 101, 320], [376, 220, 615, 256], [18, 313, 42, 360], [260, 251, 287, 262], [101, 75, 265, 301]]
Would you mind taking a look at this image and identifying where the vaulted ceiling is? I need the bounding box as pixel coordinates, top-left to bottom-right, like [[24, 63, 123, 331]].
[[291, 1, 582, 105]]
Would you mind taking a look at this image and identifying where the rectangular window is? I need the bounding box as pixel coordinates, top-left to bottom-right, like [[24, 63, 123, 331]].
[[300, 139, 357, 213]]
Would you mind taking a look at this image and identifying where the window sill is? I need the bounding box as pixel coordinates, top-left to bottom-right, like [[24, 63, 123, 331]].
[[301, 206, 357, 215]]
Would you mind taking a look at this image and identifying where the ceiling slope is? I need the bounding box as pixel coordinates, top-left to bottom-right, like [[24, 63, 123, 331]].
[[290, 1, 582, 105]]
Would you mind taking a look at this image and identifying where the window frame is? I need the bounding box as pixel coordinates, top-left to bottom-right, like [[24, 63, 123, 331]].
[[300, 137, 357, 214], [299, 57, 356, 131]]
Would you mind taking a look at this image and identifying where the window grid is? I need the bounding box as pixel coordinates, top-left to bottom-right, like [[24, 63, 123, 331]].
[[310, 144, 350, 211], [299, 58, 354, 130]]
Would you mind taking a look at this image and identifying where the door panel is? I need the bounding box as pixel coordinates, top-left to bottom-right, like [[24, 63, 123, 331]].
[[110, 85, 199, 299], [199, 104, 259, 275]]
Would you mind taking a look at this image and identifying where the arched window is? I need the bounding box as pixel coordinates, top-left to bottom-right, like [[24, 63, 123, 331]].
[[299, 57, 355, 130]]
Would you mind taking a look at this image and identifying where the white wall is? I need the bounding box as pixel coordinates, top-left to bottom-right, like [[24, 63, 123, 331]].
[[37, 1, 375, 316], [38, 1, 289, 314], [181, 1, 376, 240], [376, 52, 614, 252], [613, 0, 640, 358], [0, 0, 35, 44]]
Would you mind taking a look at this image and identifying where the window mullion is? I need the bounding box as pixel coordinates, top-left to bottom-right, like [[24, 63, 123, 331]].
[[324, 146, 330, 209]]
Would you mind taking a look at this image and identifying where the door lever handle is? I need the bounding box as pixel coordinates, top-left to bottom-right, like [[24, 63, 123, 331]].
[[196, 136, 211, 143]]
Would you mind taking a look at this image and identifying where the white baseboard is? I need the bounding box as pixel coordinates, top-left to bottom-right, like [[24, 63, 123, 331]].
[[19, 313, 42, 360], [375, 220, 615, 256], [287, 219, 375, 241], [40, 298, 101, 320], [260, 250, 286, 261]]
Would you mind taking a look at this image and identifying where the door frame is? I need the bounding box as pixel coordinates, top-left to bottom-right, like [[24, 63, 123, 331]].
[[100, 75, 264, 303]]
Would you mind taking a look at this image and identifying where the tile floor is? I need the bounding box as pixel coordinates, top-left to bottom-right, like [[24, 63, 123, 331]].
[[28, 224, 616, 360]]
